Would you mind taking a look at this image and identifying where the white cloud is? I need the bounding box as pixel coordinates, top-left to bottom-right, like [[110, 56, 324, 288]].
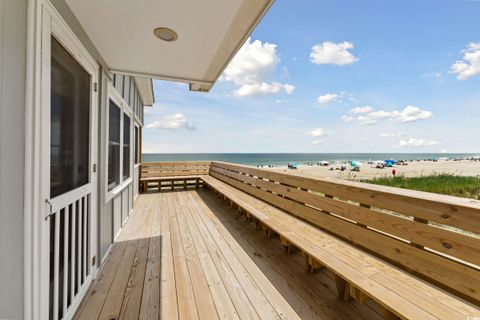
[[308, 128, 326, 137], [350, 106, 373, 114], [146, 113, 195, 131], [310, 41, 359, 66], [223, 38, 279, 85], [394, 106, 433, 123], [422, 72, 444, 82], [223, 38, 294, 97], [317, 93, 339, 105], [341, 105, 433, 125], [450, 42, 480, 80], [312, 140, 324, 145], [358, 115, 378, 125], [283, 84, 295, 94], [340, 115, 354, 123], [398, 138, 441, 148], [380, 132, 406, 138], [234, 82, 295, 97]]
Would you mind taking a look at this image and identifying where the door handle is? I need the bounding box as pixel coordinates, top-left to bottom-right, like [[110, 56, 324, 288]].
[[45, 198, 54, 221]]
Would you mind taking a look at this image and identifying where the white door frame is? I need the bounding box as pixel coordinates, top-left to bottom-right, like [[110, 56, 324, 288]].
[[24, 1, 99, 319]]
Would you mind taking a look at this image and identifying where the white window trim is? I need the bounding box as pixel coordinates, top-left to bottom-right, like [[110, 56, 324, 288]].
[[134, 123, 141, 167], [105, 84, 133, 203]]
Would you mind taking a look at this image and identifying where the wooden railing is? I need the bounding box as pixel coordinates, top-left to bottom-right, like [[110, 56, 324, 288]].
[[141, 161, 210, 178], [209, 161, 480, 304], [140, 161, 210, 192]]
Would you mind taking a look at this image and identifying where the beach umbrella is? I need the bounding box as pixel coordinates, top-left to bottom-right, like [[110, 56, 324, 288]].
[[384, 159, 396, 166], [350, 161, 362, 167]]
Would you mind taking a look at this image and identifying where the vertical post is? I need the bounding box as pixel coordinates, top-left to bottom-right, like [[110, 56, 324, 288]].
[[82, 197, 87, 281], [63, 207, 69, 315], [381, 307, 401, 320], [357, 203, 370, 228], [71, 203, 76, 301], [53, 212, 60, 320], [411, 217, 428, 249], [334, 275, 352, 301]]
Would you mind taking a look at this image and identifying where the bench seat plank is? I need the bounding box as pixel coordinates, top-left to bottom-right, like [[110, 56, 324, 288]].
[[207, 167, 480, 303], [201, 175, 480, 320]]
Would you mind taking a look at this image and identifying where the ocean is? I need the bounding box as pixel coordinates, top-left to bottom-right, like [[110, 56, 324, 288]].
[[142, 153, 479, 166]]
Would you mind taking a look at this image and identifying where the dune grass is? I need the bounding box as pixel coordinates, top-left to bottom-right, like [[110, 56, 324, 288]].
[[362, 174, 480, 199]]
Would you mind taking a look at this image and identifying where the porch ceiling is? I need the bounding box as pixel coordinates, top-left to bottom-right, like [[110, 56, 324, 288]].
[[65, 0, 274, 92]]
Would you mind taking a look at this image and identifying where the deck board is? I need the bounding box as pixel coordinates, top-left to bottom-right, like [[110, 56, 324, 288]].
[[74, 190, 383, 320]]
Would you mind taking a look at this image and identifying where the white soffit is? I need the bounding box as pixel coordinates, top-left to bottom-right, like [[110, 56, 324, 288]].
[[65, 0, 274, 92], [134, 77, 154, 107]]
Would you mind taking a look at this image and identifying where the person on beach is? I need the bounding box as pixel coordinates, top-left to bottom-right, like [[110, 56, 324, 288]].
[[392, 169, 396, 177]]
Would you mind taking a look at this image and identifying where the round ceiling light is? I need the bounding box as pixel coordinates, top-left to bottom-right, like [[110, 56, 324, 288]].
[[153, 27, 178, 42]]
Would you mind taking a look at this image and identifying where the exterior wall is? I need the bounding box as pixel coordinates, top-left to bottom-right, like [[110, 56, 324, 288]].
[[0, 1, 27, 318], [134, 165, 140, 199], [98, 73, 145, 261]]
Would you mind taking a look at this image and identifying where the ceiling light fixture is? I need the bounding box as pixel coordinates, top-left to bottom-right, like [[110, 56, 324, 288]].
[[153, 27, 178, 42]]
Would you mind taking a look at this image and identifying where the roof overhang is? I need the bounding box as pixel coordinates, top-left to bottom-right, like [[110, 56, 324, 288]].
[[134, 77, 154, 107], [65, 0, 275, 92]]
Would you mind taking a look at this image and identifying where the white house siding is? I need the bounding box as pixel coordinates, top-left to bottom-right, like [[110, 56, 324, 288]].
[[97, 73, 144, 260], [134, 165, 140, 200], [0, 1, 27, 319], [102, 74, 144, 259], [97, 75, 143, 261]]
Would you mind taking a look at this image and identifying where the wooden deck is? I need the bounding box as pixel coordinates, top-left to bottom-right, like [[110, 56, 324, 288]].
[[74, 189, 384, 320]]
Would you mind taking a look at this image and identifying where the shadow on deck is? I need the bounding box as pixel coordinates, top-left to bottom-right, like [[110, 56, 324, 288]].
[[74, 189, 383, 320]]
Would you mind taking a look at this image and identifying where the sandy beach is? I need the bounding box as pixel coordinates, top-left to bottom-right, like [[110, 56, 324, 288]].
[[266, 160, 480, 180]]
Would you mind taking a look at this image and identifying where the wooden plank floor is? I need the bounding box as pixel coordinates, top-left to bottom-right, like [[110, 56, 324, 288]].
[[74, 189, 383, 320]]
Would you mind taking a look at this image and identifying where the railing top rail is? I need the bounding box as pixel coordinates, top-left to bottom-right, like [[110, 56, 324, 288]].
[[211, 161, 480, 234], [141, 161, 211, 166]]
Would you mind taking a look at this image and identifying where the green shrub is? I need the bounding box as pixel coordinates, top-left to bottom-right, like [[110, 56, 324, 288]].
[[362, 174, 480, 199]]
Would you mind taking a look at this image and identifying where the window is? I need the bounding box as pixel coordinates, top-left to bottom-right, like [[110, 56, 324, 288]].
[[134, 126, 139, 164], [123, 114, 131, 180], [107, 87, 134, 196], [50, 37, 91, 198], [108, 100, 121, 191]]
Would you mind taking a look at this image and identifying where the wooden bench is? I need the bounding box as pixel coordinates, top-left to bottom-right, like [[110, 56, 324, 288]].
[[201, 161, 480, 320], [140, 161, 210, 192]]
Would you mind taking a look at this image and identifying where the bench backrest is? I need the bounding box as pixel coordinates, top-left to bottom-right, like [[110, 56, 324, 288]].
[[141, 161, 210, 178], [209, 161, 480, 304]]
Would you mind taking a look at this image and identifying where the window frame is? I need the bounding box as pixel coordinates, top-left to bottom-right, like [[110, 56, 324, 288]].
[[105, 84, 133, 202], [122, 113, 132, 180], [107, 98, 121, 192], [49, 36, 92, 199], [134, 124, 140, 166]]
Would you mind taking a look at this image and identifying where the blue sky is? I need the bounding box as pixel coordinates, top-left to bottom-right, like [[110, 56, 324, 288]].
[[143, 0, 480, 153]]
